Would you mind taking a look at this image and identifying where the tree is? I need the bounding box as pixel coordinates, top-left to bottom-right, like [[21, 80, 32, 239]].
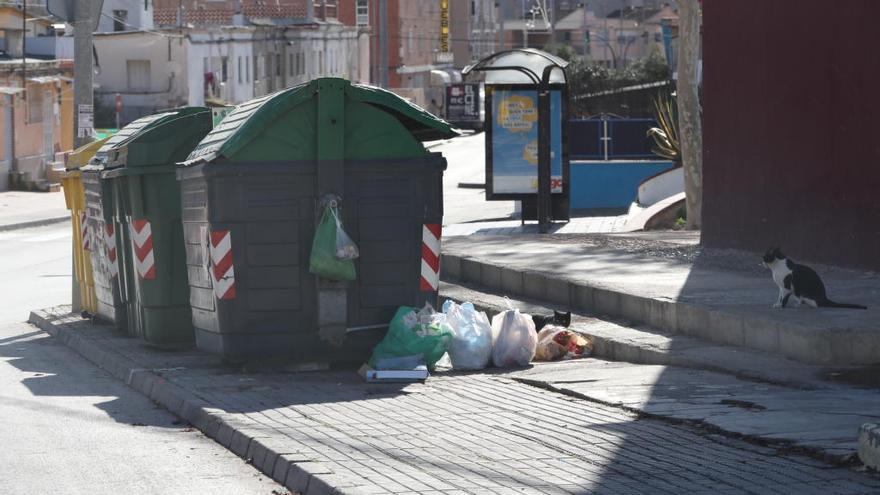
[[677, 0, 702, 229]]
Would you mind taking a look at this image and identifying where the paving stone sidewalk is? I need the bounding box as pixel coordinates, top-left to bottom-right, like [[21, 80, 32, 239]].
[[441, 280, 880, 463], [512, 360, 880, 462], [30, 307, 880, 495]]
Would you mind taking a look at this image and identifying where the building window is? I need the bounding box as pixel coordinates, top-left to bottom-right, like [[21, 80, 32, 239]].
[[221, 57, 228, 82], [246, 56, 250, 82], [276, 54, 281, 76], [289, 54, 294, 76], [655, 32, 662, 43], [238, 56, 242, 83], [126, 60, 151, 92], [26, 84, 42, 124], [356, 0, 368, 26], [113, 10, 128, 31]]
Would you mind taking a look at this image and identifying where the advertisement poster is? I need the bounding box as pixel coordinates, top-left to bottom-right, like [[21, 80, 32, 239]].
[[491, 89, 562, 194], [446, 83, 480, 122]]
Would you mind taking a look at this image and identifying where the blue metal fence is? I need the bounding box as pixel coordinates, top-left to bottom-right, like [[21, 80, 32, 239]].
[[569, 117, 659, 160]]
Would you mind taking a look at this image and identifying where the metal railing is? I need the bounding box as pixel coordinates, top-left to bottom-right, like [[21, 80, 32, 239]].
[[569, 116, 659, 160]]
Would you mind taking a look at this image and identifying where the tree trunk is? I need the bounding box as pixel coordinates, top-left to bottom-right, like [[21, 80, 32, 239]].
[[677, 0, 702, 230]]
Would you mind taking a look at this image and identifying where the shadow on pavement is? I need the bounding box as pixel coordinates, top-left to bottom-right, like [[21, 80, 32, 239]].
[[0, 325, 181, 428]]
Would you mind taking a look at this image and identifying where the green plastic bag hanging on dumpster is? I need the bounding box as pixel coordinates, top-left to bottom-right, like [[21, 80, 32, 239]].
[[369, 305, 454, 371], [309, 205, 356, 281]]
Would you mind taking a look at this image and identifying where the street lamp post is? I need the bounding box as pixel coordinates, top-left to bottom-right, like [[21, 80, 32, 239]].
[[620, 31, 647, 68]]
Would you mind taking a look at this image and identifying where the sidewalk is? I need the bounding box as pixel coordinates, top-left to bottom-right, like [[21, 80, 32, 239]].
[[441, 232, 880, 365], [28, 307, 880, 495], [439, 278, 880, 465], [0, 190, 69, 231]]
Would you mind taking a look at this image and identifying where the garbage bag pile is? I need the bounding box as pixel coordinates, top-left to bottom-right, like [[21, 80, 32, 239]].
[[367, 298, 592, 375]]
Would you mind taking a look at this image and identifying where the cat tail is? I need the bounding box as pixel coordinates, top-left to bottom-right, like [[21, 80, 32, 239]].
[[819, 299, 868, 310]]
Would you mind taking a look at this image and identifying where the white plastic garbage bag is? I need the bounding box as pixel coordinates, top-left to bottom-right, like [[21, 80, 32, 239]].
[[490, 301, 537, 367], [442, 300, 493, 370]]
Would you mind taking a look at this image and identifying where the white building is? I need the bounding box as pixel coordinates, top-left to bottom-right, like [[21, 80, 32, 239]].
[[92, 5, 364, 126], [97, 0, 154, 33]]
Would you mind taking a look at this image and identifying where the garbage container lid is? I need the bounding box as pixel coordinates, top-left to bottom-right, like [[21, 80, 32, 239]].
[[181, 78, 458, 166], [66, 137, 110, 171], [87, 107, 210, 170]]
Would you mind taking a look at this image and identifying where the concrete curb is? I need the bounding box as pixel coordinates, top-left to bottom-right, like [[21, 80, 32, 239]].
[[439, 281, 828, 390], [0, 215, 70, 232], [28, 309, 360, 495], [440, 253, 878, 365], [860, 423, 880, 471]]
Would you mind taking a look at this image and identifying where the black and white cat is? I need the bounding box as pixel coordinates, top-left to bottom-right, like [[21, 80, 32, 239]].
[[762, 247, 867, 310], [531, 310, 572, 331]]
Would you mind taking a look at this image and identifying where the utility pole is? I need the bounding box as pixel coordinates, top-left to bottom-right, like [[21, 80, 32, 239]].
[[521, 0, 527, 48], [617, 0, 623, 68], [677, 0, 702, 229], [548, 0, 554, 46], [74, 0, 94, 149], [70, 0, 95, 314], [582, 2, 588, 59], [602, 0, 608, 66], [378, 0, 388, 88], [21, 0, 26, 91], [498, 0, 505, 51]]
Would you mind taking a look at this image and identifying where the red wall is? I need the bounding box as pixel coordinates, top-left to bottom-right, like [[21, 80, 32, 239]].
[[702, 0, 880, 270]]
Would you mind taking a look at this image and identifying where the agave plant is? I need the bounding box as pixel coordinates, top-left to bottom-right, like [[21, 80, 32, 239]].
[[647, 92, 681, 163]]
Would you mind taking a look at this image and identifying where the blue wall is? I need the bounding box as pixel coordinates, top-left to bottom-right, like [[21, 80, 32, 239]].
[[570, 161, 674, 209]]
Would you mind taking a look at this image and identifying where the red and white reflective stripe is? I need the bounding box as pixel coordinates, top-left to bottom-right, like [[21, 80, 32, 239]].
[[104, 224, 119, 278], [80, 212, 90, 251], [420, 223, 441, 292], [209, 230, 236, 300], [130, 219, 155, 280]]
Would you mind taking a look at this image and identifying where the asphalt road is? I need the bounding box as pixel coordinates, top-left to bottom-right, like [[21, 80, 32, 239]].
[[0, 223, 285, 494]]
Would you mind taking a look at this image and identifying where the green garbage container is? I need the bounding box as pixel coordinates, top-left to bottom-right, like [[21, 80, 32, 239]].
[[177, 78, 458, 361], [97, 108, 213, 347], [82, 149, 127, 331]]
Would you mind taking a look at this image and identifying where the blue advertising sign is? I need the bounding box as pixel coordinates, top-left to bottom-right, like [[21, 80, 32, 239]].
[[490, 89, 563, 194]]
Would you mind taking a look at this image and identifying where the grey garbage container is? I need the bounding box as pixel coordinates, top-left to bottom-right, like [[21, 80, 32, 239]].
[[176, 77, 458, 362]]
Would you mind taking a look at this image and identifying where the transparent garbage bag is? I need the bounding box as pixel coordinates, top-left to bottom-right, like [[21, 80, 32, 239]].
[[490, 300, 537, 368], [441, 300, 493, 370], [534, 325, 593, 361], [331, 206, 359, 261]]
